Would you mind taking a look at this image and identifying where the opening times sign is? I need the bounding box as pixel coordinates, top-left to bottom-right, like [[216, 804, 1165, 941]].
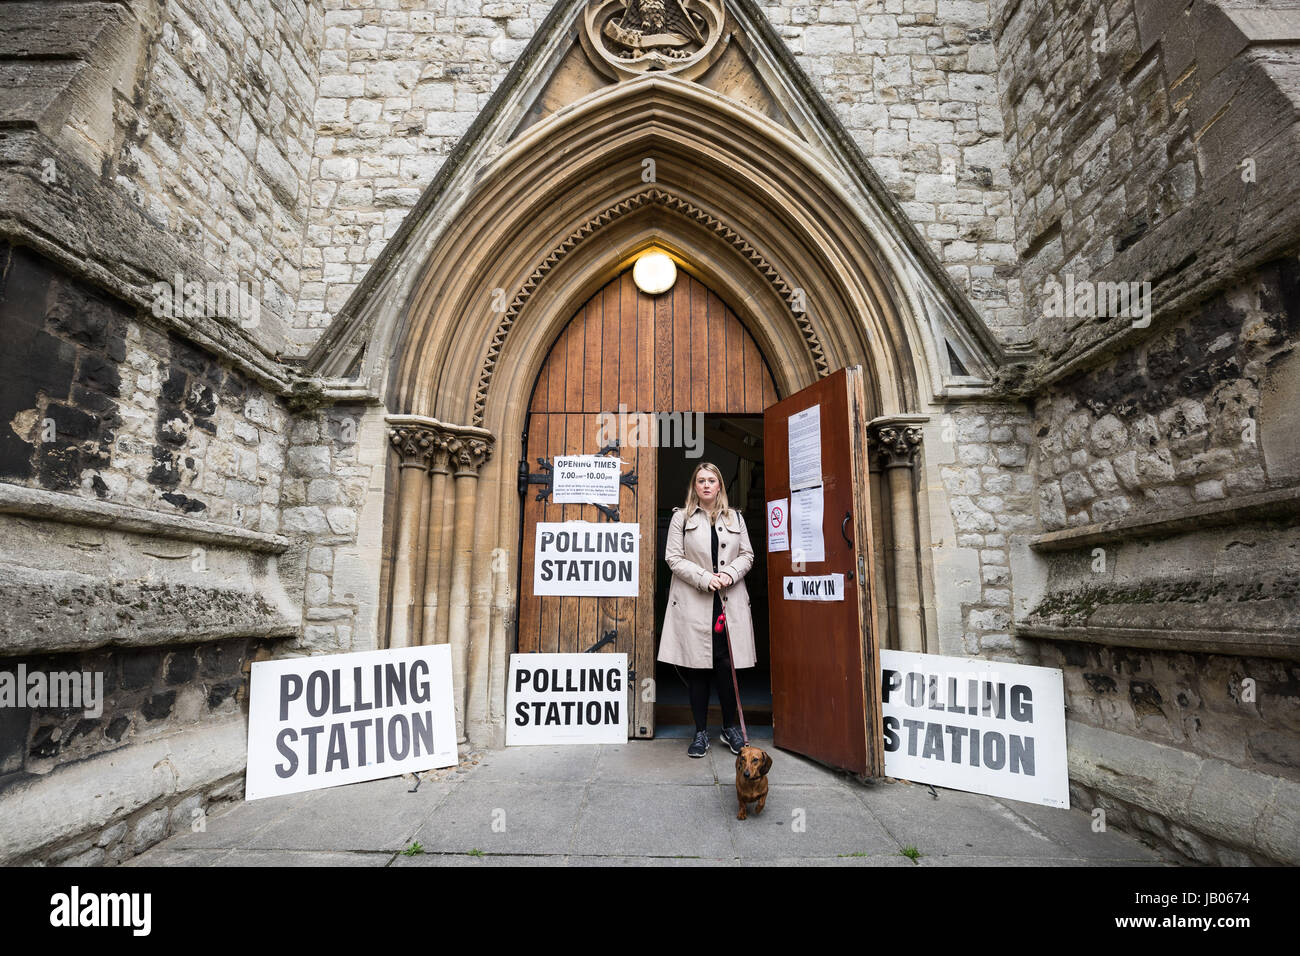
[[880, 650, 1069, 809], [551, 455, 622, 504]]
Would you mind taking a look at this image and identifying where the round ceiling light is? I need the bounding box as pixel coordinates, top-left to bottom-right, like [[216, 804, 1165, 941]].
[[633, 251, 677, 295]]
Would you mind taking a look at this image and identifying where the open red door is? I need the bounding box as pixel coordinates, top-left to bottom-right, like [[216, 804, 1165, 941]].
[[763, 366, 883, 775]]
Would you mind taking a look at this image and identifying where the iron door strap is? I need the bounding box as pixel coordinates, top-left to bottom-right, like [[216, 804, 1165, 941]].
[[585, 630, 617, 653]]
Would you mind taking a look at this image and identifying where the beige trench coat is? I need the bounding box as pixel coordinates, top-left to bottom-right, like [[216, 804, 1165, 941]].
[[658, 505, 757, 669]]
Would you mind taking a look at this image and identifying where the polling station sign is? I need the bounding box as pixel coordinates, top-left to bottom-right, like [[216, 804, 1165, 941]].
[[246, 645, 457, 800], [506, 653, 628, 745], [532, 521, 639, 597], [880, 650, 1069, 809]]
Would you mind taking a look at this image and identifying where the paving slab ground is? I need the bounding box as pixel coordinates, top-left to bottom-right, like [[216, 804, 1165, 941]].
[[129, 735, 1174, 867]]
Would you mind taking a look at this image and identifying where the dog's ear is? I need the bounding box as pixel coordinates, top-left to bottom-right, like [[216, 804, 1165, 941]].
[[736, 752, 744, 773], [760, 751, 773, 776]]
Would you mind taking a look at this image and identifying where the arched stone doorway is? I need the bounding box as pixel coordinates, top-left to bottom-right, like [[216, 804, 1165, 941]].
[[323, 73, 1001, 748]]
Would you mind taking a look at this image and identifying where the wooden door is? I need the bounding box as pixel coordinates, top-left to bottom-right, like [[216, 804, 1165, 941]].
[[516, 267, 776, 737], [763, 366, 883, 775]]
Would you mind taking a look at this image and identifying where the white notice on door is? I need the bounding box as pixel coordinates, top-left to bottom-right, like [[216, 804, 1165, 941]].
[[767, 498, 789, 552], [552, 454, 622, 504], [782, 574, 845, 601], [787, 405, 822, 491], [789, 485, 825, 564]]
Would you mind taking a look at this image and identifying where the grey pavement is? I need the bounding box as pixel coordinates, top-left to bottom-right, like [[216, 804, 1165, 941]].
[[128, 734, 1174, 867]]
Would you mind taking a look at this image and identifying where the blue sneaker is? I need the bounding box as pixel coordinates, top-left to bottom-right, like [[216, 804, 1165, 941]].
[[720, 726, 745, 754], [687, 731, 710, 758]]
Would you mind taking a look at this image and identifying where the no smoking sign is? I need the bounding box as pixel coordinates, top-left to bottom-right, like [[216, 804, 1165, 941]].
[[767, 498, 789, 552]]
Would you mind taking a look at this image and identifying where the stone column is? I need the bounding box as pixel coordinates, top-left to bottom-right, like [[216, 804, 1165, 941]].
[[418, 433, 454, 646], [871, 418, 926, 654], [386, 421, 437, 648], [444, 430, 494, 742]]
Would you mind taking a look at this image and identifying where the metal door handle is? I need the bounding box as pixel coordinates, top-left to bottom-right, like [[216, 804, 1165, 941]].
[[841, 513, 855, 580]]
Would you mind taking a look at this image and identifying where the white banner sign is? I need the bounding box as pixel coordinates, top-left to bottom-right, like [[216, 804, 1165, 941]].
[[782, 573, 845, 601], [880, 650, 1069, 809], [766, 497, 789, 552], [533, 521, 639, 596], [507, 653, 628, 745], [246, 645, 457, 801], [552, 454, 622, 504]]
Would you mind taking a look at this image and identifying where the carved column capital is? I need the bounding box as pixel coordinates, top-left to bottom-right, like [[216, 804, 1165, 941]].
[[447, 435, 494, 477], [387, 415, 495, 476], [389, 423, 439, 470], [868, 415, 928, 470]]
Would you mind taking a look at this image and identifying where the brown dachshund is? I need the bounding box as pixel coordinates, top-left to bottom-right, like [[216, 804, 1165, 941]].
[[734, 745, 772, 820]]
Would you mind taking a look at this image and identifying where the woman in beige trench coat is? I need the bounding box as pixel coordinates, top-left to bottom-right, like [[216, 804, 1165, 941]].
[[658, 462, 756, 758]]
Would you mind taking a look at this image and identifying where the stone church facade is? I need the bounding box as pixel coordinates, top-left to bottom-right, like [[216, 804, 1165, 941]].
[[0, 0, 1296, 865]]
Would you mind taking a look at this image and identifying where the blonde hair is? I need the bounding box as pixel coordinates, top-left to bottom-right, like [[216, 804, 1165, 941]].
[[683, 461, 738, 529]]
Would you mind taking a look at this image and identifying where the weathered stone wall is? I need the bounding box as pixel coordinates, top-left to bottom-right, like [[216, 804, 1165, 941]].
[[0, 639, 263, 863], [278, 403, 390, 654], [923, 402, 1037, 659], [1043, 639, 1300, 865], [299, 0, 535, 345], [988, 0, 1300, 864], [990, 0, 1300, 370], [763, 0, 1023, 345], [29, 771, 246, 867], [110, 0, 323, 344]]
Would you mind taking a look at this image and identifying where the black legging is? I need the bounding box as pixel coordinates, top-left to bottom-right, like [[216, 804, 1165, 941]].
[[685, 590, 738, 732]]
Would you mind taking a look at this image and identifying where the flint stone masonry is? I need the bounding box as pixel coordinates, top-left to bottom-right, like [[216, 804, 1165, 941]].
[[0, 244, 294, 532], [1033, 259, 1299, 530], [0, 639, 262, 783]]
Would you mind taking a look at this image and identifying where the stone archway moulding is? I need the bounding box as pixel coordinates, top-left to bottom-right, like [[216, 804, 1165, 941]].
[[389, 80, 954, 424], [310, 74, 1004, 419], [470, 185, 831, 427]]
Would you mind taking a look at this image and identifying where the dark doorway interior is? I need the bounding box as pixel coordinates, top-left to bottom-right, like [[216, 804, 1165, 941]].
[[653, 414, 772, 735]]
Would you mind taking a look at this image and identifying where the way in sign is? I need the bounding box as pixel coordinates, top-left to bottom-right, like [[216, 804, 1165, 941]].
[[782, 573, 845, 602]]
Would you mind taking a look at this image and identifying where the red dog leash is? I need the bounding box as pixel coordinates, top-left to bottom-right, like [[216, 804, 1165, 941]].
[[715, 609, 748, 746]]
